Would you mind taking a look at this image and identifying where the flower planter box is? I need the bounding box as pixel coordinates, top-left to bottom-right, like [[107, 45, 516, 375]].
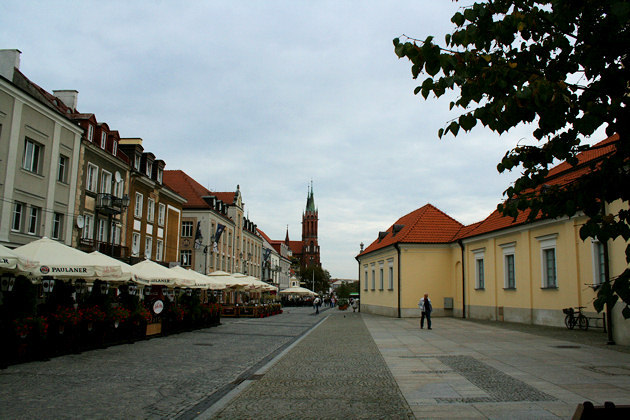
[[146, 322, 162, 336]]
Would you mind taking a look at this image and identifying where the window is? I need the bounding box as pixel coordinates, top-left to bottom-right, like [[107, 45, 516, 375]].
[[86, 163, 98, 192], [57, 155, 69, 183], [363, 266, 368, 291], [112, 141, 117, 156], [157, 167, 163, 183], [181, 250, 192, 267], [473, 249, 485, 290], [134, 154, 141, 170], [501, 243, 516, 289], [182, 221, 194, 237], [145, 237, 153, 259], [134, 192, 143, 218], [100, 132, 107, 149], [388, 259, 394, 290], [113, 178, 124, 198], [156, 240, 164, 261], [505, 254, 515, 289], [379, 262, 384, 290], [593, 241, 606, 286], [371, 264, 376, 290], [12, 202, 23, 232], [23, 138, 42, 173], [132, 233, 141, 256], [97, 219, 107, 242], [147, 198, 155, 223], [27, 206, 40, 235], [52, 213, 63, 239], [82, 214, 94, 240], [158, 203, 166, 226], [111, 223, 121, 245], [87, 125, 94, 141], [538, 234, 558, 288], [146, 161, 152, 177], [100, 170, 112, 194]]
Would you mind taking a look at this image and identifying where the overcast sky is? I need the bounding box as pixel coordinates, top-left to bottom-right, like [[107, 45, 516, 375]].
[[2, 1, 591, 279]]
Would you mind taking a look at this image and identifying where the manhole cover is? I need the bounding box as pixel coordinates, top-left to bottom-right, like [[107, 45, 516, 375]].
[[554, 345, 581, 349]]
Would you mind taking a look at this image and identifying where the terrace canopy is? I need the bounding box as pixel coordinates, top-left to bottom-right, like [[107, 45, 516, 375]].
[[169, 266, 226, 290], [0, 243, 38, 273], [279, 286, 316, 296], [14, 237, 121, 280], [131, 260, 194, 287]]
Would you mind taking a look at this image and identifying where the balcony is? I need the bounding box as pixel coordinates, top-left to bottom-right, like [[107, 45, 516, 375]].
[[96, 193, 130, 215], [78, 238, 129, 259]]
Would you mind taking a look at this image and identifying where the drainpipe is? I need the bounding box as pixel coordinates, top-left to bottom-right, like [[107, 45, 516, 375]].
[[602, 202, 615, 345], [394, 243, 401, 318], [458, 239, 466, 319]]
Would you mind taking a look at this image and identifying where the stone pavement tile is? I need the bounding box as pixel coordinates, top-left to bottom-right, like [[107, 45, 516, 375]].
[[209, 312, 414, 419], [473, 402, 560, 419], [409, 404, 485, 419]]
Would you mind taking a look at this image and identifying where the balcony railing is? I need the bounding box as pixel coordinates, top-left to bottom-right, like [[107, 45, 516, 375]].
[[96, 193, 130, 215], [78, 238, 129, 259]]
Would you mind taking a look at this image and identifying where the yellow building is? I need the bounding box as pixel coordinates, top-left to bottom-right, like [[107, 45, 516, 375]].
[[357, 136, 630, 345]]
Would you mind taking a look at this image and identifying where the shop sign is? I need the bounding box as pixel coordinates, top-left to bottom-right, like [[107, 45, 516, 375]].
[[153, 300, 164, 315]]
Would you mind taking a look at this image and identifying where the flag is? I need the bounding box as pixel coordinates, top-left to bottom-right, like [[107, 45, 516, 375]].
[[263, 248, 271, 262], [194, 221, 203, 249], [211, 223, 225, 253]]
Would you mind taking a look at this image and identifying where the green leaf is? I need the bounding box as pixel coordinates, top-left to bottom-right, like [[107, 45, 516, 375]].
[[623, 305, 630, 320], [425, 58, 440, 77], [438, 128, 444, 138], [451, 12, 465, 27], [448, 121, 460, 137]]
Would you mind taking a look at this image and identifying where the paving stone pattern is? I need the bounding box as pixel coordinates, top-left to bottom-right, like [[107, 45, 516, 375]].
[[436, 355, 557, 403], [211, 312, 414, 420], [0, 308, 321, 419]]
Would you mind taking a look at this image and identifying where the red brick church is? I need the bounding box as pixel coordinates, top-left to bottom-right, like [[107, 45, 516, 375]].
[[285, 182, 320, 268]]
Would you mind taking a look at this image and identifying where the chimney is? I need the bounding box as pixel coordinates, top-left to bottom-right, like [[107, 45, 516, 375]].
[[0, 49, 21, 81], [53, 90, 79, 111]]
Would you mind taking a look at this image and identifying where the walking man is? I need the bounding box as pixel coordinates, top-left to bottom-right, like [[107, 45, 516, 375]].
[[418, 293, 432, 329]]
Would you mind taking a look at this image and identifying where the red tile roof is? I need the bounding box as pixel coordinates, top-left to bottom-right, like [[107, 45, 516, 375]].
[[288, 240, 303, 255], [359, 135, 621, 255], [163, 170, 213, 209], [214, 192, 236, 205], [359, 204, 464, 257], [257, 228, 272, 243]]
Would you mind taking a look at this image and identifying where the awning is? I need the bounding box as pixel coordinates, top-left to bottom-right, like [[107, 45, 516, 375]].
[[0, 243, 39, 273], [279, 286, 316, 296], [14, 237, 122, 280], [169, 266, 226, 290], [131, 259, 194, 287]]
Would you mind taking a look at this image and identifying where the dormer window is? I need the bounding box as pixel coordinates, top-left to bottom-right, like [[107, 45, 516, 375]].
[[157, 167, 163, 183], [87, 125, 94, 141], [134, 154, 141, 170], [100, 132, 107, 149], [112, 141, 118, 156], [146, 162, 153, 177]]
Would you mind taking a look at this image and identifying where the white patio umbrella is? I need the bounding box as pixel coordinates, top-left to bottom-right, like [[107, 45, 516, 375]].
[[88, 251, 145, 284], [169, 266, 226, 290], [208, 270, 250, 289], [279, 286, 316, 296], [14, 237, 121, 280], [0, 243, 39, 273], [131, 259, 194, 287], [230, 273, 265, 290]]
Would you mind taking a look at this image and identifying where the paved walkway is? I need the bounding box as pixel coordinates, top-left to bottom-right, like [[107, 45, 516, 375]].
[[3, 308, 630, 419], [208, 312, 630, 419]]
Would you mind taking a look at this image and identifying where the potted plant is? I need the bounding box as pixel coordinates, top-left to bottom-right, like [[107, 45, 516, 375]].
[[109, 307, 131, 328], [337, 298, 349, 310], [80, 305, 106, 331], [51, 306, 80, 334], [13, 318, 33, 339]]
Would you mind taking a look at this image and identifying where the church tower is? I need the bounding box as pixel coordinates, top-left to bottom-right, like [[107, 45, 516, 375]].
[[301, 181, 320, 267]]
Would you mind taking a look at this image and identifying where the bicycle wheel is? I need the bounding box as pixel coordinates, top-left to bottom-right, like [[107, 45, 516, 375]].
[[578, 314, 589, 331], [565, 314, 575, 330]]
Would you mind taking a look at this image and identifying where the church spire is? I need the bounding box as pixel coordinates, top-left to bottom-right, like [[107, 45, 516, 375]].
[[305, 180, 316, 213]]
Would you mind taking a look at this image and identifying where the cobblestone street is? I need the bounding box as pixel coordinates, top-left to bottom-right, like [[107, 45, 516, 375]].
[[2, 308, 630, 419], [0, 307, 323, 419]]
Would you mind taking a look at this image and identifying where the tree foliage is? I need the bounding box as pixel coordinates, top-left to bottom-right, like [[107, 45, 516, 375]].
[[298, 265, 331, 294], [394, 0, 630, 317]]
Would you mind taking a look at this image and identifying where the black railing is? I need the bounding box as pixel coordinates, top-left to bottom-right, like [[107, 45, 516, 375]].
[[78, 238, 129, 259], [96, 193, 128, 215]]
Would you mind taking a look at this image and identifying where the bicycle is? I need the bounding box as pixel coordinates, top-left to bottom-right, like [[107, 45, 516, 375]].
[[563, 306, 589, 331]]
